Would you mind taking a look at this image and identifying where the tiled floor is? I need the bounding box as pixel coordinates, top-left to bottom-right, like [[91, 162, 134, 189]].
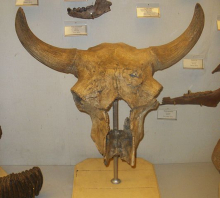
[[1, 162, 219, 198]]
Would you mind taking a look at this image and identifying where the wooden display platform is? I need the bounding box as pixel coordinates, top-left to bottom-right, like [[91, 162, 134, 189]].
[[72, 158, 160, 198], [219, 183, 220, 198], [0, 167, 7, 177]]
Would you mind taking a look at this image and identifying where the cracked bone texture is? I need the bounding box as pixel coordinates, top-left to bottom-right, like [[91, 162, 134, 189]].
[[0, 167, 43, 198], [67, 0, 112, 19], [71, 44, 163, 165], [15, 4, 204, 166]]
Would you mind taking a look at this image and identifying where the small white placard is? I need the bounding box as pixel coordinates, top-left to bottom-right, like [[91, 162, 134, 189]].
[[65, 25, 87, 36], [217, 21, 220, 30], [137, 7, 160, 18], [157, 109, 177, 120], [16, 0, 38, 6], [183, 59, 203, 69]]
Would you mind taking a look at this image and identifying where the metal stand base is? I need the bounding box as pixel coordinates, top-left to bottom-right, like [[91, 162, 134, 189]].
[[111, 178, 121, 184]]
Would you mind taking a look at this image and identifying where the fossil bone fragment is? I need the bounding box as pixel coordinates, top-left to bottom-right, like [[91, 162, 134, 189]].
[[67, 0, 112, 19], [212, 139, 220, 173], [212, 64, 220, 74], [0, 126, 2, 139], [15, 4, 204, 166], [162, 88, 220, 107], [0, 167, 43, 198]]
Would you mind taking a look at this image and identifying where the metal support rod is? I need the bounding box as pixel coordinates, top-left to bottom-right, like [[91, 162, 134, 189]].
[[113, 100, 118, 130], [111, 100, 121, 184]]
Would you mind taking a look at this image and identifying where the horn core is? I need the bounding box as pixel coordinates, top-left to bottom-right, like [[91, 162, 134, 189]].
[[150, 3, 205, 72], [15, 7, 79, 76]]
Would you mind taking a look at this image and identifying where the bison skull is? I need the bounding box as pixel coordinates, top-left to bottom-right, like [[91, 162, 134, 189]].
[[15, 4, 204, 166]]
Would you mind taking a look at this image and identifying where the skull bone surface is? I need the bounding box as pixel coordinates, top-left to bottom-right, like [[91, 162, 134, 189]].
[[15, 4, 204, 166]]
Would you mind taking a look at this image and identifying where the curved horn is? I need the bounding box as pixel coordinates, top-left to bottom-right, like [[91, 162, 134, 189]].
[[15, 8, 79, 76], [150, 3, 204, 72]]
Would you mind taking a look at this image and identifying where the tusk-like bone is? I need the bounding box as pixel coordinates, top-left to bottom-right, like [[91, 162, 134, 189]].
[[15, 7, 79, 77], [150, 3, 205, 72]]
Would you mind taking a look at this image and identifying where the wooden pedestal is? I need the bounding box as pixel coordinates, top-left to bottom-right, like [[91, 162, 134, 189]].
[[219, 183, 220, 198], [72, 158, 160, 198], [0, 167, 7, 177]]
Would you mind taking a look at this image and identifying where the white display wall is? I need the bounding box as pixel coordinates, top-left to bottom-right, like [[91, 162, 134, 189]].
[[0, 0, 219, 165]]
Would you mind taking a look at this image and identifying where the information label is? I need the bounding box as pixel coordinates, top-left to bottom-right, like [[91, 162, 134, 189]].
[[183, 59, 203, 69], [137, 7, 160, 18], [16, 0, 38, 6], [65, 25, 87, 36], [157, 109, 177, 120]]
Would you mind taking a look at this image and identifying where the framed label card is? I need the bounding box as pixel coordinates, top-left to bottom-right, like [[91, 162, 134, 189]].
[[65, 25, 87, 36], [183, 59, 203, 69], [157, 109, 177, 120], [183, 55, 204, 69], [16, 0, 38, 6], [137, 3, 160, 18]]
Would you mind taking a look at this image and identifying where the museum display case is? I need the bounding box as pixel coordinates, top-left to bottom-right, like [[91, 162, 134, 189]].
[[0, 0, 219, 197]]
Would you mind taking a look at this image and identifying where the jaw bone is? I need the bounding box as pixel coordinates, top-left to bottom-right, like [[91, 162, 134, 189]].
[[67, 0, 112, 19]]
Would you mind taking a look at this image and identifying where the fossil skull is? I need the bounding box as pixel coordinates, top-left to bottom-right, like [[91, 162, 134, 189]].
[[15, 4, 204, 166]]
